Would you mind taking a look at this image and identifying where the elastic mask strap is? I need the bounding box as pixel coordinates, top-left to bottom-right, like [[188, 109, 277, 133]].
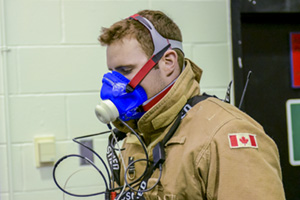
[[126, 44, 170, 92], [129, 14, 183, 55], [126, 14, 183, 92]]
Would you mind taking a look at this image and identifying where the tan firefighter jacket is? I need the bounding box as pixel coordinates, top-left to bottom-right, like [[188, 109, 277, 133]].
[[113, 58, 285, 200]]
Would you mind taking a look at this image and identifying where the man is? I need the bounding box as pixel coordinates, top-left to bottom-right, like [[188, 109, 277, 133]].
[[97, 9, 285, 199]]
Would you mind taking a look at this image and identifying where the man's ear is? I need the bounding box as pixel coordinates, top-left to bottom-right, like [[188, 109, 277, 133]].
[[160, 49, 179, 77]]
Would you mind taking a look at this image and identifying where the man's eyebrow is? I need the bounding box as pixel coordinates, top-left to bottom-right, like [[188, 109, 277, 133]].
[[113, 65, 135, 70]]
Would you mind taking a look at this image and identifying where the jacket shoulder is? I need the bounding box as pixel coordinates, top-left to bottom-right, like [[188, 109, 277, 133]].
[[196, 97, 263, 130], [179, 97, 270, 152]]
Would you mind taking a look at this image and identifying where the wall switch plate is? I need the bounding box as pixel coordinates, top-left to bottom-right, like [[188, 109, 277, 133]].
[[34, 136, 56, 167], [79, 139, 94, 165]]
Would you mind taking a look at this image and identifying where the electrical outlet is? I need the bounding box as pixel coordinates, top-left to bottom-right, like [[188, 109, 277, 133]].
[[79, 139, 94, 165]]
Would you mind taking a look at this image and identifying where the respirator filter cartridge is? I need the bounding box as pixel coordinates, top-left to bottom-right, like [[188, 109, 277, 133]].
[[95, 100, 119, 124]]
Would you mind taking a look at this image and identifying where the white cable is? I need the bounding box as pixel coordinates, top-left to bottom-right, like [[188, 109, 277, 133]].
[[62, 168, 95, 200]]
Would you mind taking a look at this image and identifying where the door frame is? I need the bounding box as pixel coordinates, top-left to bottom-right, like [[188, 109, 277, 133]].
[[231, 0, 300, 108]]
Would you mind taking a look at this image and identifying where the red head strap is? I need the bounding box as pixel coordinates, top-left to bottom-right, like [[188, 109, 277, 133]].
[[126, 14, 183, 92], [126, 14, 184, 111]]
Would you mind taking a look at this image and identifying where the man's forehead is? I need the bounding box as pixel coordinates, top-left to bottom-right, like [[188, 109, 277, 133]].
[[106, 41, 148, 72]]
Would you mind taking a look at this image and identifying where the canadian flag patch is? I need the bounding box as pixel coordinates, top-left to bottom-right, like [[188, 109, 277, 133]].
[[228, 133, 258, 149]]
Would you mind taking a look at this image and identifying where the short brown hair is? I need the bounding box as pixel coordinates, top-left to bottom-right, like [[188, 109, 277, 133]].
[[99, 10, 184, 68]]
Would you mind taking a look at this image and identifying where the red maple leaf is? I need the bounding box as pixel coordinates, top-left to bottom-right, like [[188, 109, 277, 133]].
[[240, 137, 248, 145]]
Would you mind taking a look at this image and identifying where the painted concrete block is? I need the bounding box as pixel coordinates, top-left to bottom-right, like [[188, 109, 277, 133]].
[[13, 191, 62, 200], [5, 48, 19, 94], [0, 0, 3, 35], [151, 1, 228, 43], [11, 141, 108, 194], [10, 144, 23, 191], [182, 44, 193, 61], [0, 55, 3, 95], [1, 1, 233, 199], [9, 95, 67, 143], [64, 0, 149, 44], [192, 44, 231, 88], [0, 145, 9, 192], [0, 97, 6, 143], [13, 189, 104, 200], [5, 0, 62, 45], [66, 93, 108, 138], [8, 46, 106, 94], [12, 143, 57, 191], [11, 142, 65, 191], [0, 193, 9, 200]]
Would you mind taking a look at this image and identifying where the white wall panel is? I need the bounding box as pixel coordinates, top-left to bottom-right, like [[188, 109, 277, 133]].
[[1, 0, 232, 199], [151, 1, 228, 43], [9, 95, 67, 143], [192, 44, 231, 88], [66, 93, 107, 138], [5, 0, 62, 45], [0, 59, 3, 95], [0, 97, 6, 143], [0, 145, 9, 193], [7, 46, 106, 94], [64, 0, 149, 44]]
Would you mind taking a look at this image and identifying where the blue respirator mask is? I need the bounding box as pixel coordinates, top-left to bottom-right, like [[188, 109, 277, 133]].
[[95, 71, 147, 123], [95, 14, 184, 124]]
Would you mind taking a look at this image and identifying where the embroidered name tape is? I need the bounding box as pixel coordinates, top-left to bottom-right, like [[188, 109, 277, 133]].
[[228, 133, 258, 149]]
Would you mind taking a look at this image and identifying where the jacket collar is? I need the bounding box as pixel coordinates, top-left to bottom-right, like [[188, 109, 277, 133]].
[[137, 58, 202, 136]]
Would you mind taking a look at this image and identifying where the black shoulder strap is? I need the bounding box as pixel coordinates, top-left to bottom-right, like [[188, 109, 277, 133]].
[[187, 93, 215, 107], [116, 93, 217, 200], [162, 93, 215, 145]]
